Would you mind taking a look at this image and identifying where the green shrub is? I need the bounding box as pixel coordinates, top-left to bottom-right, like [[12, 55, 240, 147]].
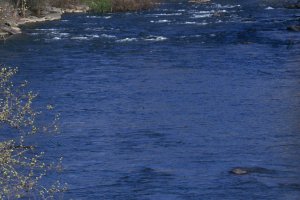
[[82, 0, 112, 12], [81, 0, 158, 13]]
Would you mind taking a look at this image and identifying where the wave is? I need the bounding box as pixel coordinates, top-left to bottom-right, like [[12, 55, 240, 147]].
[[58, 33, 70, 37], [35, 28, 62, 31], [213, 4, 241, 9], [116, 38, 138, 43], [86, 15, 111, 19], [150, 19, 171, 23], [180, 34, 202, 39], [29, 33, 40, 36], [192, 14, 212, 18], [149, 13, 182, 16], [194, 10, 211, 14], [86, 34, 100, 38], [84, 27, 105, 31], [182, 21, 208, 25], [184, 21, 197, 24], [265, 6, 274, 10], [100, 34, 117, 39], [116, 36, 167, 43], [52, 37, 61, 40], [144, 36, 167, 41], [71, 36, 89, 40]]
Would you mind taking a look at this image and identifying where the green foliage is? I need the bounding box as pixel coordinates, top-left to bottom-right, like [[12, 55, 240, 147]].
[[82, 0, 112, 12], [81, 0, 158, 13], [0, 67, 66, 199], [0, 0, 159, 18]]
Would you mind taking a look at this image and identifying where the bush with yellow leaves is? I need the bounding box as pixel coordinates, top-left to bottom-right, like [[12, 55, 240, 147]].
[[0, 67, 66, 199]]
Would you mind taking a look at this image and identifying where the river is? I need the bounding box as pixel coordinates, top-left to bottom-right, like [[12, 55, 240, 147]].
[[0, 0, 300, 199]]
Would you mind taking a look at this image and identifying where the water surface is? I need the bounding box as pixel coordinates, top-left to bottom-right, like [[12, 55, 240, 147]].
[[1, 0, 300, 199]]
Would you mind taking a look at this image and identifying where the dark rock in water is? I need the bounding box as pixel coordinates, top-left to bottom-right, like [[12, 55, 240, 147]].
[[285, 1, 300, 9], [230, 167, 274, 175], [287, 25, 300, 32], [279, 183, 300, 189], [230, 168, 249, 175]]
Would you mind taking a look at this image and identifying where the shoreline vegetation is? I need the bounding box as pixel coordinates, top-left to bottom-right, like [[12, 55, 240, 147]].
[[0, 0, 159, 39], [0, 67, 65, 199], [0, 0, 299, 40]]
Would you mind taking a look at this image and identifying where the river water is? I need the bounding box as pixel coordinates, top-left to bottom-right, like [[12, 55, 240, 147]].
[[1, 0, 300, 199]]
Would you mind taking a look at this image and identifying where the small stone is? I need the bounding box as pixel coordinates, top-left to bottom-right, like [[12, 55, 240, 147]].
[[230, 168, 249, 175]]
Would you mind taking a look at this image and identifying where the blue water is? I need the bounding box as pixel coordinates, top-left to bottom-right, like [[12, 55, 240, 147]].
[[1, 1, 300, 199]]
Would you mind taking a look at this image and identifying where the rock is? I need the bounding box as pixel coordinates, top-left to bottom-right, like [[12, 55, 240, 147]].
[[75, 5, 89, 11], [46, 7, 63, 14], [0, 31, 9, 38], [287, 25, 300, 32], [44, 13, 62, 21], [0, 5, 87, 40], [63, 5, 89, 13], [0, 25, 21, 35], [4, 20, 18, 27], [18, 16, 42, 25], [285, 3, 300, 9], [229, 167, 274, 175], [10, 26, 21, 34], [17, 12, 62, 25], [285, 1, 300, 9], [230, 168, 249, 175], [40, 10, 50, 16]]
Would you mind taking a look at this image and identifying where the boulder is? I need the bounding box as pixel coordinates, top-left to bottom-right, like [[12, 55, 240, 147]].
[[46, 7, 63, 14], [44, 13, 62, 21], [0, 25, 21, 35], [287, 25, 300, 32], [285, 1, 300, 9], [229, 167, 275, 175], [63, 5, 89, 13], [230, 168, 248, 175]]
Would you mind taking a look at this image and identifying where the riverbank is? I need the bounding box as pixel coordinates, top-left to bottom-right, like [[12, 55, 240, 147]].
[[1, 0, 299, 40], [0, 0, 159, 39], [0, 4, 89, 39]]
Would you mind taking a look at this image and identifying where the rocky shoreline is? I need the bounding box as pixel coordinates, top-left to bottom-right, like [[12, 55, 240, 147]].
[[0, 4, 89, 40], [1, 0, 299, 40]]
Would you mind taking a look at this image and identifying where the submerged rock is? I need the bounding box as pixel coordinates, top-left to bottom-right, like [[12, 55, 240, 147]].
[[285, 2, 300, 9], [230, 168, 249, 175], [287, 25, 300, 32], [230, 167, 274, 175]]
